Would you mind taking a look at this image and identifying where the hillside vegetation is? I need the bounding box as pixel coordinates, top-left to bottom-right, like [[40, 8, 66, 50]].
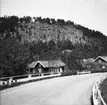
[[0, 16, 107, 77]]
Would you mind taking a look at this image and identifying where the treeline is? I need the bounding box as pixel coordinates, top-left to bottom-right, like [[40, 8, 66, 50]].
[[0, 16, 106, 37], [0, 16, 107, 77]]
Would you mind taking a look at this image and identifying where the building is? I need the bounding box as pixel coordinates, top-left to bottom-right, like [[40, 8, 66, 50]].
[[28, 60, 66, 74], [93, 56, 107, 69]]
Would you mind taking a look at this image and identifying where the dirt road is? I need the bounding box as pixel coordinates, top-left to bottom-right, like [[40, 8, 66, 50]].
[[1, 73, 107, 105]]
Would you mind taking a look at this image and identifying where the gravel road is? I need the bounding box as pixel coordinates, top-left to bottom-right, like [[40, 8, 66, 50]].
[[1, 73, 107, 105]]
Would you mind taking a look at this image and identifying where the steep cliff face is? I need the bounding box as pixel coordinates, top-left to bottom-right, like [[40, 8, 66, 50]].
[[1, 16, 107, 47], [15, 20, 107, 50], [17, 22, 86, 44]]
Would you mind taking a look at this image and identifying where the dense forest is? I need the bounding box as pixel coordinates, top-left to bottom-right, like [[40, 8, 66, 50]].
[[0, 16, 107, 77]]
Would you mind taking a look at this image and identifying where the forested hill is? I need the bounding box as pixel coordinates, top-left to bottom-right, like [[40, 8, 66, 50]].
[[0, 16, 107, 76]]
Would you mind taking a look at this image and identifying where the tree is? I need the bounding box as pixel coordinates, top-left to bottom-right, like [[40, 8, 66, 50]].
[[0, 38, 30, 76], [46, 18, 50, 24], [42, 18, 50, 24], [50, 18, 56, 24], [60, 40, 74, 50], [0, 16, 19, 32], [19, 17, 25, 23], [36, 17, 42, 22], [48, 40, 56, 51], [57, 19, 65, 26], [23, 16, 32, 23], [65, 20, 74, 26]]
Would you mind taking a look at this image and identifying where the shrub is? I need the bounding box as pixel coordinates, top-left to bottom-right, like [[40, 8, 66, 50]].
[[90, 68, 107, 73], [61, 71, 77, 76]]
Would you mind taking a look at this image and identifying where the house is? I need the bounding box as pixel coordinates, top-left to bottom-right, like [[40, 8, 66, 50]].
[[93, 56, 107, 69], [28, 60, 66, 74]]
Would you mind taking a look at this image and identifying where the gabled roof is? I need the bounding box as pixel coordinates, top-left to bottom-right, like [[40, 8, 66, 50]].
[[93, 56, 107, 63], [28, 60, 66, 68]]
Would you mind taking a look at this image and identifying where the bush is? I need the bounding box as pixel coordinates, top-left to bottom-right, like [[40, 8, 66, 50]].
[[90, 68, 107, 73], [61, 71, 77, 76]]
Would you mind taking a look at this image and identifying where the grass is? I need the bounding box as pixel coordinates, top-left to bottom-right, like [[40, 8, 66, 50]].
[[90, 92, 94, 105], [100, 77, 107, 104]]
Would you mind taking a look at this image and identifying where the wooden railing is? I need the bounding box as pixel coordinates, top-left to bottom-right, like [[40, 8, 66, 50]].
[[0, 72, 61, 86]]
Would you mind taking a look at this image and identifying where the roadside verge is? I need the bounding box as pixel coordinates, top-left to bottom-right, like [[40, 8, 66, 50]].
[[92, 75, 107, 105]]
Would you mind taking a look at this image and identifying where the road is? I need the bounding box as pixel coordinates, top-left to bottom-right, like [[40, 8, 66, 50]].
[[1, 73, 107, 105]]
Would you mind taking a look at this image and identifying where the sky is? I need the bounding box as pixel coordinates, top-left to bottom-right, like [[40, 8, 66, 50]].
[[0, 0, 107, 36]]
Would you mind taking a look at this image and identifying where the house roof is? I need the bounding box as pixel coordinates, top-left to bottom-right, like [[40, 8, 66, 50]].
[[28, 60, 66, 68], [94, 56, 107, 63]]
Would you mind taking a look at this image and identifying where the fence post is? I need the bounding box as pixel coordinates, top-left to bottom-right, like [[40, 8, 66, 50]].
[[9, 77, 13, 85], [41, 73, 44, 76], [28, 74, 31, 80]]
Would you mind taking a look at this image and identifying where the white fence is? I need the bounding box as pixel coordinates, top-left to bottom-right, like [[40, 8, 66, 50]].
[[92, 75, 107, 105], [0, 73, 61, 86]]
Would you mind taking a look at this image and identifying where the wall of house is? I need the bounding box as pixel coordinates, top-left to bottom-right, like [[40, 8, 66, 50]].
[[50, 67, 60, 73], [43, 68, 49, 73], [48, 66, 64, 73]]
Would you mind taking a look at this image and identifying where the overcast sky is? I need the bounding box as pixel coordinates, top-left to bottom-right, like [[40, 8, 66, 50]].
[[1, 0, 107, 36]]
